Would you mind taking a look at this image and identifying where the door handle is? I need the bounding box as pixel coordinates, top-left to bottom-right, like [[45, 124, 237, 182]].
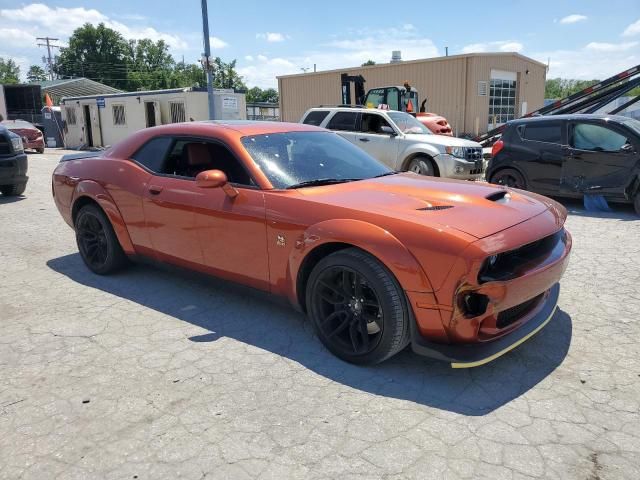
[[359, 138, 370, 142], [148, 185, 163, 195]]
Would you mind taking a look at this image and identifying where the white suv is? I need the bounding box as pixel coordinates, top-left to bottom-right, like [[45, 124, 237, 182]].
[[301, 107, 485, 179]]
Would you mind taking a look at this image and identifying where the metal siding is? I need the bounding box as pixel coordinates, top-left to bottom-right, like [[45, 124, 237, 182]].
[[279, 54, 546, 135]]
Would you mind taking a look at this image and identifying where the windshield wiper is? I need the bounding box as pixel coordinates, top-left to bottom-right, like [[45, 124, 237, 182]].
[[373, 171, 400, 178], [287, 178, 361, 189]]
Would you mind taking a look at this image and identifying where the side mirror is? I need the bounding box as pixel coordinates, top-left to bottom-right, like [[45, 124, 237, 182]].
[[380, 125, 396, 136], [195, 169, 238, 198], [620, 143, 635, 154]]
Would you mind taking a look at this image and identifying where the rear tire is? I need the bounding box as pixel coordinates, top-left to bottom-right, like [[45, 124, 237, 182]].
[[489, 168, 527, 190], [0, 183, 26, 196], [408, 156, 437, 177], [36, 148, 45, 154], [306, 248, 410, 365], [75, 204, 128, 275]]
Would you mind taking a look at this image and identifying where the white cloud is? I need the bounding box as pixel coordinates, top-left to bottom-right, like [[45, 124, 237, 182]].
[[461, 40, 523, 53], [0, 28, 36, 47], [585, 41, 638, 52], [256, 32, 288, 43], [0, 3, 189, 50], [244, 55, 254, 61], [238, 25, 440, 88], [559, 14, 588, 24], [532, 43, 640, 79], [622, 19, 640, 37], [209, 36, 228, 49]]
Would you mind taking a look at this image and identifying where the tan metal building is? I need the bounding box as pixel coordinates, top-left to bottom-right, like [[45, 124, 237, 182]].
[[278, 52, 547, 136]]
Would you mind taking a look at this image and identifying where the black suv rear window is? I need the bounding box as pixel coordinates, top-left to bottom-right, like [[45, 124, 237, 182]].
[[303, 110, 330, 126], [326, 112, 358, 131], [521, 123, 562, 143]]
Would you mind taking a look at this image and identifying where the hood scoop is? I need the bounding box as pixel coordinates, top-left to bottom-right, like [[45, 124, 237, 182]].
[[417, 205, 453, 211], [485, 190, 511, 204]]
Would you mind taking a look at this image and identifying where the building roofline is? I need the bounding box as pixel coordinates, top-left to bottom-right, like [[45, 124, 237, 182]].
[[277, 52, 548, 80], [60, 87, 205, 102]]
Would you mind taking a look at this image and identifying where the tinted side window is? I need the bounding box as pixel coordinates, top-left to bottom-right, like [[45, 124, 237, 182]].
[[131, 137, 172, 172], [326, 112, 358, 131], [360, 113, 393, 134], [570, 123, 629, 152], [522, 123, 562, 143], [303, 110, 330, 126]]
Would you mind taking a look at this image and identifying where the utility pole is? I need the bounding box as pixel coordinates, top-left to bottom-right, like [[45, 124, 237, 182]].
[[36, 37, 60, 80], [200, 0, 215, 120]]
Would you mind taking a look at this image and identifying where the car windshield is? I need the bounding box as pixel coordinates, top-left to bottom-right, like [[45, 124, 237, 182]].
[[240, 131, 392, 189], [387, 111, 432, 135], [621, 117, 640, 137]]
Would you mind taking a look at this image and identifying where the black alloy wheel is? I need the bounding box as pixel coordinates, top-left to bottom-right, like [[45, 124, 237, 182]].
[[306, 248, 410, 364], [75, 204, 127, 275], [490, 168, 526, 189], [311, 265, 384, 356]]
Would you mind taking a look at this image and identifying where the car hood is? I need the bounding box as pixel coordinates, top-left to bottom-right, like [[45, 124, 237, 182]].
[[403, 133, 481, 148], [297, 173, 553, 239]]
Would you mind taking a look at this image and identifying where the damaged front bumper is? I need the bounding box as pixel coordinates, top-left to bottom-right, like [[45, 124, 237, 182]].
[[409, 283, 559, 368]]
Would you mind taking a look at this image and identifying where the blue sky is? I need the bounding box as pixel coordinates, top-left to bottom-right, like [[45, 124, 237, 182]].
[[1, 1, 639, 88]]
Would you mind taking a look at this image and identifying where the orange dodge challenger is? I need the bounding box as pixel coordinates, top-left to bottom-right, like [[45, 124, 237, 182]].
[[52, 121, 571, 367]]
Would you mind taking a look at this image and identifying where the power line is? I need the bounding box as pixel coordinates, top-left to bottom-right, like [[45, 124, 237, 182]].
[[36, 37, 60, 80]]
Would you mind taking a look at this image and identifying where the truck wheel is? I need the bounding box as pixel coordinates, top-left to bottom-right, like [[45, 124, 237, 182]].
[[408, 156, 436, 176], [306, 248, 410, 365], [75, 204, 128, 275], [36, 148, 45, 154], [0, 183, 26, 196], [489, 168, 527, 190]]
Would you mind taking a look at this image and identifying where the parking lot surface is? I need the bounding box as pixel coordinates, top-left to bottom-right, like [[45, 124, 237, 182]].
[[1, 149, 639, 479]]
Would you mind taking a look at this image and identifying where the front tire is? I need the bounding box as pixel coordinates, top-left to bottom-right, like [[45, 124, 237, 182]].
[[36, 147, 45, 154], [408, 156, 437, 176], [0, 183, 26, 196], [489, 168, 527, 190], [75, 204, 128, 275], [306, 248, 410, 365]]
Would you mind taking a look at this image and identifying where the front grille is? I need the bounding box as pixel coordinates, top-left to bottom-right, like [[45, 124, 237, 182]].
[[479, 229, 566, 283], [496, 293, 544, 329], [465, 147, 483, 161]]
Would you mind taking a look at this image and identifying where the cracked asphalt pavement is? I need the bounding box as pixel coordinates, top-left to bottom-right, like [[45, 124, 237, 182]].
[[1, 149, 639, 479]]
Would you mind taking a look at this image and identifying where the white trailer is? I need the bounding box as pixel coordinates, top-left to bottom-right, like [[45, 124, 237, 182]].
[[60, 87, 246, 148]]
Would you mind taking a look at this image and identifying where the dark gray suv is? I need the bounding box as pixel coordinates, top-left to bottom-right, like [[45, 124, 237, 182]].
[[486, 114, 640, 215], [0, 125, 28, 196]]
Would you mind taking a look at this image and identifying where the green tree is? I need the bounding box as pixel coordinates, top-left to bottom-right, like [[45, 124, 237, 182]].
[[211, 58, 246, 90], [361, 59, 376, 66], [0, 57, 21, 84], [169, 61, 206, 88], [246, 86, 279, 103], [545, 78, 600, 99], [54, 23, 131, 89], [26, 65, 47, 82], [126, 38, 175, 90]]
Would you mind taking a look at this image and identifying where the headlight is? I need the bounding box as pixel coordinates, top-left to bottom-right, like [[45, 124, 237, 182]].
[[10, 136, 23, 153], [445, 146, 465, 158]]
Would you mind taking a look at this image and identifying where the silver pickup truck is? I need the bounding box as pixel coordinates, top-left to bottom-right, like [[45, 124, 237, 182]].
[[301, 107, 485, 179]]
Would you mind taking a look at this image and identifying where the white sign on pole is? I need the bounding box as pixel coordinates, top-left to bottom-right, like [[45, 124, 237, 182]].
[[222, 96, 238, 110]]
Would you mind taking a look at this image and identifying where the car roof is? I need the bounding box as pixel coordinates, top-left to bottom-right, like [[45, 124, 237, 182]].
[[507, 113, 632, 125], [106, 120, 326, 159], [306, 106, 389, 114]]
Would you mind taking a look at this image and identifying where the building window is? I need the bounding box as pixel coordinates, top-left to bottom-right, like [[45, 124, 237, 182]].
[[489, 77, 516, 127], [65, 107, 77, 125], [112, 104, 126, 125], [170, 102, 186, 123]]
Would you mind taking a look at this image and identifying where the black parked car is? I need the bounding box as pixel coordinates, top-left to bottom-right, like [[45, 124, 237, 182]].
[[0, 125, 28, 196], [487, 114, 640, 214]]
